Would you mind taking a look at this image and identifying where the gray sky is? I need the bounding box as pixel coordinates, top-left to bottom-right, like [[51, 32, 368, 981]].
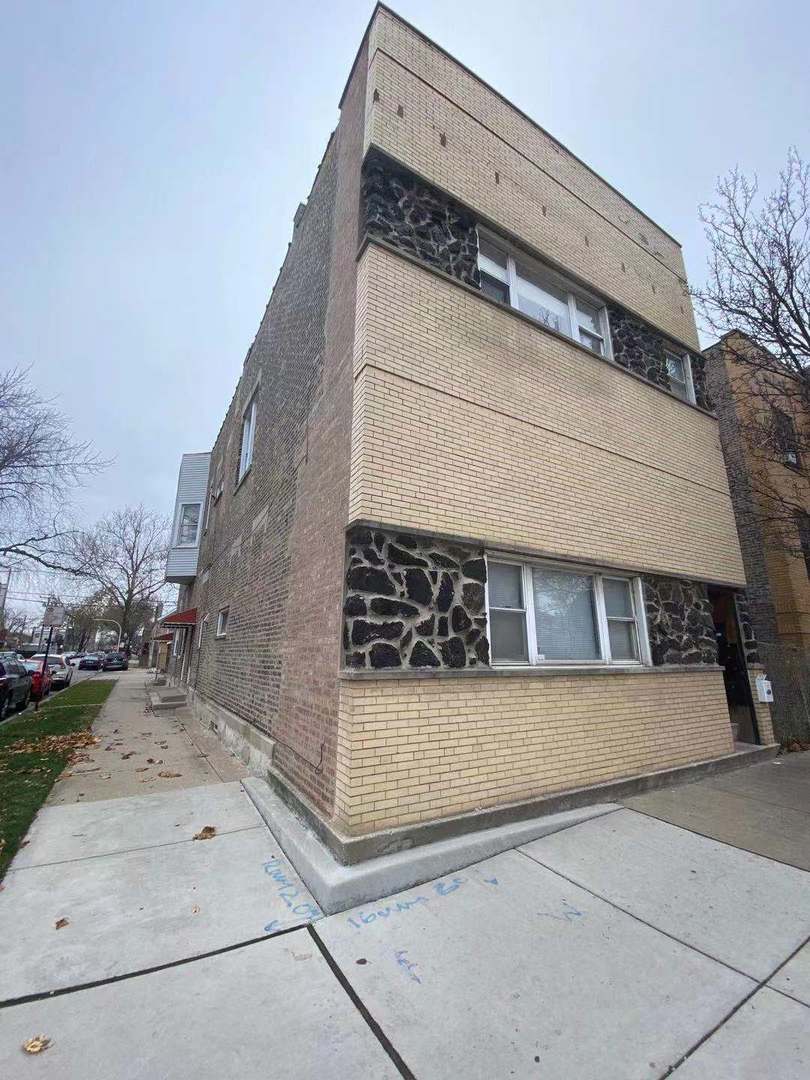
[[2, 0, 808, 582]]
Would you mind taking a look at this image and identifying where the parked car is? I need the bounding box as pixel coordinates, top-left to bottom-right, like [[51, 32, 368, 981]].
[[102, 652, 129, 671], [22, 659, 52, 700], [64, 652, 83, 666], [0, 659, 32, 719], [33, 654, 73, 689], [78, 653, 103, 670]]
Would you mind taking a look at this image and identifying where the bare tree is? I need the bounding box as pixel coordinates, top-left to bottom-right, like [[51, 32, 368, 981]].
[[0, 606, 29, 648], [696, 150, 810, 551], [0, 367, 105, 572], [79, 506, 171, 644]]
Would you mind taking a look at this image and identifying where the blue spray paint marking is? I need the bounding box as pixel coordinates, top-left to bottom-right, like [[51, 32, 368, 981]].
[[262, 857, 321, 929], [395, 949, 422, 984], [538, 900, 584, 923], [346, 876, 477, 930], [484, 877, 498, 886]]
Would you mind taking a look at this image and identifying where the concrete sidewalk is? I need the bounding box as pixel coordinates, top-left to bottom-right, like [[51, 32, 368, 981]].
[[1, 678, 809, 1078], [624, 750, 810, 871]]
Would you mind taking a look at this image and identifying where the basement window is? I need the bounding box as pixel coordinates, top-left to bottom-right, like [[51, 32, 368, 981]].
[[478, 233, 611, 357], [487, 556, 650, 666]]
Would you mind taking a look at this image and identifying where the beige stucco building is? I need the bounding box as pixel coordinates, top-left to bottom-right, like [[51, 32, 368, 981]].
[[164, 6, 775, 854]]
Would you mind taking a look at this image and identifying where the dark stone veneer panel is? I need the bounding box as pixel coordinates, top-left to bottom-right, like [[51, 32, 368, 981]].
[[344, 528, 489, 669], [643, 576, 718, 666], [362, 149, 480, 286]]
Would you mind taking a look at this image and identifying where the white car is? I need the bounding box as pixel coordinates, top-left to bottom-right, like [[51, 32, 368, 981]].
[[32, 653, 73, 689]]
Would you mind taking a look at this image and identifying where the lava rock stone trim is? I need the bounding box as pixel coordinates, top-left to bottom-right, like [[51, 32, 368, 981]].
[[344, 527, 490, 670], [642, 575, 718, 665], [361, 150, 480, 286], [608, 305, 710, 410], [734, 591, 761, 665]]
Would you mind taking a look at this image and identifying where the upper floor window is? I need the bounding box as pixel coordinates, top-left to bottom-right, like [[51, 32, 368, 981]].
[[478, 234, 610, 357], [238, 399, 257, 483], [487, 556, 649, 666], [773, 407, 801, 469], [176, 502, 201, 546], [664, 350, 696, 404], [216, 607, 229, 638]]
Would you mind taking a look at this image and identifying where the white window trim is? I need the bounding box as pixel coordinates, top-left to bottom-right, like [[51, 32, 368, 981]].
[[197, 613, 208, 649], [664, 349, 696, 405], [174, 502, 202, 548], [237, 399, 257, 483], [215, 607, 229, 638], [485, 552, 652, 668], [477, 230, 613, 360], [172, 629, 184, 657]]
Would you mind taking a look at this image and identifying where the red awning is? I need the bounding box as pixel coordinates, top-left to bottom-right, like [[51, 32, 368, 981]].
[[152, 632, 174, 642], [160, 607, 198, 628]]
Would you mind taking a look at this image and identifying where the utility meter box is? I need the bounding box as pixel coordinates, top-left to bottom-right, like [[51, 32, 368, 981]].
[[755, 674, 774, 704]]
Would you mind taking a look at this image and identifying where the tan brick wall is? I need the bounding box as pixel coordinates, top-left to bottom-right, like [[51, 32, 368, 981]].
[[747, 669, 776, 745], [335, 669, 733, 834], [365, 8, 698, 347], [349, 244, 745, 585]]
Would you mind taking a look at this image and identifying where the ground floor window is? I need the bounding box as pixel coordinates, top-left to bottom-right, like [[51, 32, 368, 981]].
[[487, 556, 650, 666]]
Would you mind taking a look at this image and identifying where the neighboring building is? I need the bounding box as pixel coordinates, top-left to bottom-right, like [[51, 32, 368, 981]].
[[706, 330, 810, 740], [164, 6, 775, 851]]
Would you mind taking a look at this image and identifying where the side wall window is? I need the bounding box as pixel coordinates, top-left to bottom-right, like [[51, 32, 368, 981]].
[[238, 399, 257, 482]]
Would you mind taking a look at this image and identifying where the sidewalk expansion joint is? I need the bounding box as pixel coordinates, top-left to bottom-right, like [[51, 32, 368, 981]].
[[515, 847, 757, 984], [0, 923, 308, 1011], [656, 929, 810, 1078], [307, 923, 416, 1079], [623, 804, 810, 871], [6, 824, 265, 872]]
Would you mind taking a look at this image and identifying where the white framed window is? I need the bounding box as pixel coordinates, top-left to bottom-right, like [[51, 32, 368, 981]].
[[172, 629, 184, 657], [478, 233, 611, 358], [237, 399, 256, 483], [175, 502, 201, 546], [664, 350, 696, 404], [487, 555, 650, 667], [215, 607, 229, 638]]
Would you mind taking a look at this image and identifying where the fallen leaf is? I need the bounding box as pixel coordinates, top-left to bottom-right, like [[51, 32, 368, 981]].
[[135, 767, 149, 773], [193, 825, 216, 841], [22, 1035, 51, 1054], [120, 752, 135, 760], [192, 904, 200, 914], [146, 758, 155, 764], [158, 771, 182, 779], [55, 917, 69, 930]]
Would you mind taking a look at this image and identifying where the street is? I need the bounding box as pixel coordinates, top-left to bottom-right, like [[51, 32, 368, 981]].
[[0, 672, 808, 1078]]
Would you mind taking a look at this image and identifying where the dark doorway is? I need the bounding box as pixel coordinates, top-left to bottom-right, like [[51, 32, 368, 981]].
[[708, 587, 759, 745]]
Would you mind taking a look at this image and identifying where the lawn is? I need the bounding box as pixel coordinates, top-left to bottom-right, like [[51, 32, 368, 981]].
[[0, 679, 115, 879]]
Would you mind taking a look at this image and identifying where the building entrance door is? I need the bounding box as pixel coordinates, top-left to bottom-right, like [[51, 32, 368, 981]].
[[708, 587, 759, 745]]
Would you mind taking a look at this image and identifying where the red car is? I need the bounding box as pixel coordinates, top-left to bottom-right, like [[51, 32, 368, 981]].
[[22, 660, 52, 700]]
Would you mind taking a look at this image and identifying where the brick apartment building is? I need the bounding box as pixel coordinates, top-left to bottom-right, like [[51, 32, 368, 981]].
[[162, 5, 775, 851], [707, 331, 810, 741]]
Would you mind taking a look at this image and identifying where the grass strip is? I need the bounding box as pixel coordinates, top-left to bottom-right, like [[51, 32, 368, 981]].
[[0, 679, 116, 879]]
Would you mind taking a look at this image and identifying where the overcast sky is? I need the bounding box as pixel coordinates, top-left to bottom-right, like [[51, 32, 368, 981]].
[[2, 0, 808, 608]]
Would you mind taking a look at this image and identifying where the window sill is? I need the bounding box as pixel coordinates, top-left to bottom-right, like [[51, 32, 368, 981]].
[[234, 465, 252, 493], [340, 663, 722, 680]]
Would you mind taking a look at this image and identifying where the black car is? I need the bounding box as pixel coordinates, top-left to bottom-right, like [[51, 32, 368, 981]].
[[0, 659, 33, 719], [102, 652, 129, 671], [79, 653, 103, 670]]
